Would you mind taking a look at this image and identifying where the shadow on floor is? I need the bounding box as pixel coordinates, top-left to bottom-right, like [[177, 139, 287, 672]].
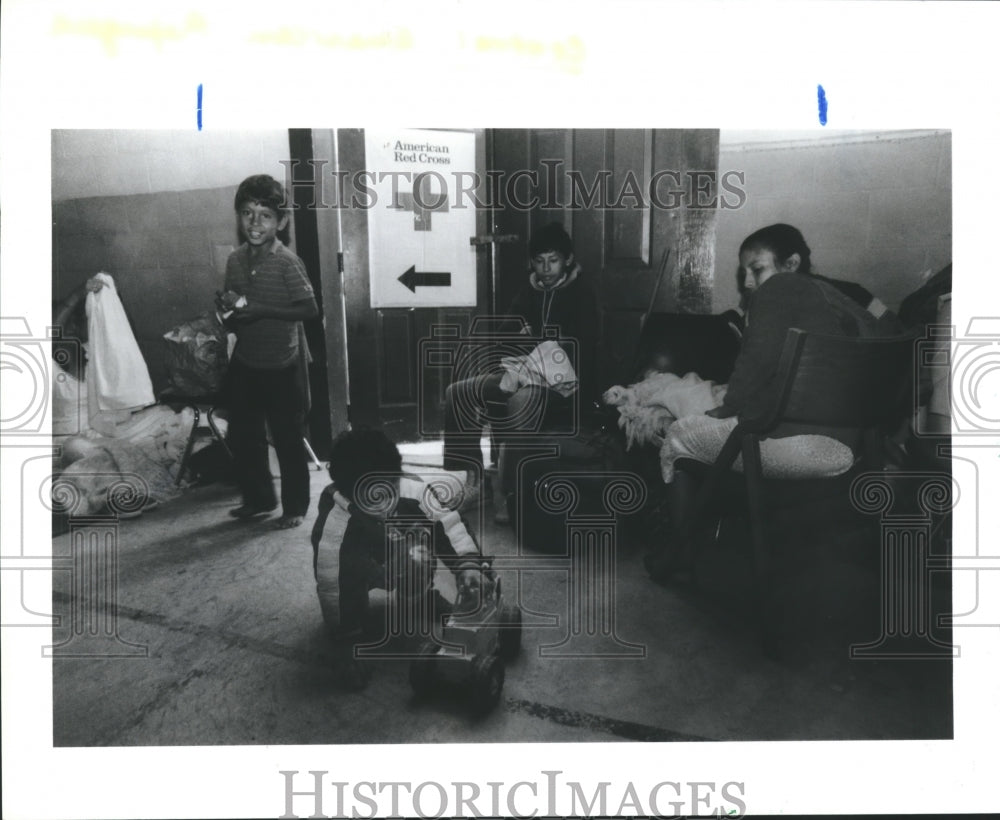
[[50, 470, 953, 746]]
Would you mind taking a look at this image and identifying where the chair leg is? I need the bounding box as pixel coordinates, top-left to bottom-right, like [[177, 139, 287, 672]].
[[491, 445, 506, 502], [742, 435, 779, 657], [302, 436, 324, 470], [175, 405, 201, 486], [672, 430, 746, 562], [206, 406, 232, 460]]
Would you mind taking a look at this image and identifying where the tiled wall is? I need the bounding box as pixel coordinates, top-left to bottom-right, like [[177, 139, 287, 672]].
[[52, 130, 292, 390], [713, 131, 951, 313]]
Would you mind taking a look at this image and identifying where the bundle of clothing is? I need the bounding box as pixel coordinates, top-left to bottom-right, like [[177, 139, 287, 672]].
[[52, 273, 201, 519], [55, 426, 185, 519]]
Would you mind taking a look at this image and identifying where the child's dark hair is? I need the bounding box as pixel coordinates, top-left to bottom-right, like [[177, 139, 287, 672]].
[[529, 222, 574, 258], [739, 223, 812, 274], [234, 174, 289, 215], [327, 428, 403, 502]]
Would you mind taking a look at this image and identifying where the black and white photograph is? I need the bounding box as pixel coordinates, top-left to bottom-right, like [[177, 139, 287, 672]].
[[3, 2, 998, 819], [46, 125, 955, 748]]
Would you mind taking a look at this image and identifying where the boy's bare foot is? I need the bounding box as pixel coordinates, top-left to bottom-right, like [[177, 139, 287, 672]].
[[229, 503, 277, 520], [274, 515, 304, 529]]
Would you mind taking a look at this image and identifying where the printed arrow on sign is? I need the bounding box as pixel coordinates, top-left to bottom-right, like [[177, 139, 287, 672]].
[[398, 266, 452, 292]]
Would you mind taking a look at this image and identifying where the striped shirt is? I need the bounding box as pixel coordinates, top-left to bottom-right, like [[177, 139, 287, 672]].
[[224, 239, 314, 369]]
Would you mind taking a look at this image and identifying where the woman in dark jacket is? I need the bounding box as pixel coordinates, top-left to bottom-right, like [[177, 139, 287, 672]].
[[646, 223, 889, 580]]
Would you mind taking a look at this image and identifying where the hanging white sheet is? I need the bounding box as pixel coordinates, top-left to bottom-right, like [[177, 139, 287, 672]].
[[85, 272, 155, 413]]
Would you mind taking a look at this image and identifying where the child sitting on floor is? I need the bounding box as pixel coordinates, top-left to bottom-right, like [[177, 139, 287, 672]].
[[311, 428, 485, 690]]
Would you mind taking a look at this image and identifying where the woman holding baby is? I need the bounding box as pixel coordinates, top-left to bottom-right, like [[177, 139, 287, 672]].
[[643, 223, 892, 581]]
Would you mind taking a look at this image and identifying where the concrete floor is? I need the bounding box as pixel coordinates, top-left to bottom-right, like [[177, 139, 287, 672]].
[[51, 452, 953, 746]]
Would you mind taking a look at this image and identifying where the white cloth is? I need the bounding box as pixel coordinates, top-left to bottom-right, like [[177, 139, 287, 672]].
[[660, 414, 855, 484], [53, 366, 197, 468], [85, 272, 154, 414], [52, 369, 85, 437], [499, 339, 578, 397], [603, 371, 728, 450]]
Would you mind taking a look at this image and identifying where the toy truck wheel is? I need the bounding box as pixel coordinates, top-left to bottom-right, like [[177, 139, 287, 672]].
[[470, 655, 505, 714], [409, 641, 437, 696], [498, 603, 522, 660]]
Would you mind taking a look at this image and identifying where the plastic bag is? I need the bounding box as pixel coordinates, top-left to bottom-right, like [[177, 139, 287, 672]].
[[162, 312, 229, 396]]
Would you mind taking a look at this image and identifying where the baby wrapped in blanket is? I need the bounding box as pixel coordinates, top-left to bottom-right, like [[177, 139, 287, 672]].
[[602, 371, 728, 450]]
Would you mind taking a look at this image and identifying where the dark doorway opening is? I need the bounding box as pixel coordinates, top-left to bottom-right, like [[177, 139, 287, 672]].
[[288, 128, 333, 457]]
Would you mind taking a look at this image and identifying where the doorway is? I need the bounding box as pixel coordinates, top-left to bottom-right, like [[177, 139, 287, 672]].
[[307, 128, 720, 442]]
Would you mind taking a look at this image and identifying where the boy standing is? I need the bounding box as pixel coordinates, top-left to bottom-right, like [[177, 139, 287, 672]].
[[219, 174, 318, 529]]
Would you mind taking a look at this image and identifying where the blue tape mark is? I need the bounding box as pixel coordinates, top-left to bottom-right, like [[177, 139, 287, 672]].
[[197, 83, 203, 131], [817, 84, 828, 126]]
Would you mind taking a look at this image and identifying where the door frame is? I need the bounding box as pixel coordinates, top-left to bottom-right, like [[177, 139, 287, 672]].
[[313, 128, 490, 440]]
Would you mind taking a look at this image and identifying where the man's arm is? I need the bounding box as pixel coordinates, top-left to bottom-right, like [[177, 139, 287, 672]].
[[53, 287, 86, 331], [53, 276, 104, 330]]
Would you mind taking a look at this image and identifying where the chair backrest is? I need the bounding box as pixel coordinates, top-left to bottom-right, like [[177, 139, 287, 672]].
[[751, 328, 917, 432]]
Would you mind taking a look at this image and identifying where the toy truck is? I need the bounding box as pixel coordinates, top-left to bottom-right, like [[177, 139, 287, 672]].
[[409, 567, 522, 714]]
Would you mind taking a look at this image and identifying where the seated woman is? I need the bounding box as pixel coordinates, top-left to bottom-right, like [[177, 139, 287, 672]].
[[644, 223, 889, 581], [441, 222, 599, 521]]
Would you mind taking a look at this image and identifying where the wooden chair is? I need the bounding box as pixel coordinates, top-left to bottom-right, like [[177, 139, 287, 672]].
[[673, 328, 917, 656]]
